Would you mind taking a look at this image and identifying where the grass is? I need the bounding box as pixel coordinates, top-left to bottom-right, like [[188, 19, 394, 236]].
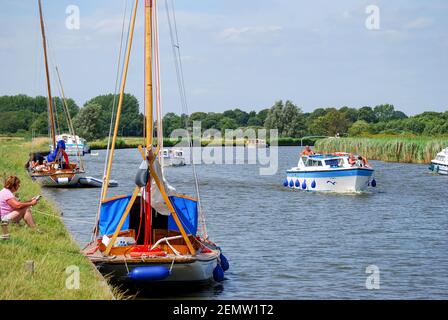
[[315, 136, 448, 163], [0, 138, 118, 299]]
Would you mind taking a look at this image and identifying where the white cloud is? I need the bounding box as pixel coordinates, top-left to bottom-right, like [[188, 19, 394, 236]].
[[217, 26, 283, 44]]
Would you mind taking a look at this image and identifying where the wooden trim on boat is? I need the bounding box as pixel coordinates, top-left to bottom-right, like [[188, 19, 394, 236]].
[[101, 194, 131, 204], [173, 194, 198, 202]]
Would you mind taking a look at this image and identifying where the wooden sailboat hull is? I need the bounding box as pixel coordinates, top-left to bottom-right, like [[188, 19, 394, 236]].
[[31, 170, 86, 187], [96, 256, 219, 284]]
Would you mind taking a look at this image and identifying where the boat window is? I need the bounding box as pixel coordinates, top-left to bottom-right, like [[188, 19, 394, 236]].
[[325, 159, 340, 167], [305, 159, 322, 167]]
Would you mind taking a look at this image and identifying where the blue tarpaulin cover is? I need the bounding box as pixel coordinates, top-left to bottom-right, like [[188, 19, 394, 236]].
[[168, 196, 198, 235], [99, 196, 131, 236]]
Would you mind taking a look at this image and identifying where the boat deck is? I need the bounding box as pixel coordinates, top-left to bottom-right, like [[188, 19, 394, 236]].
[[82, 242, 219, 265]]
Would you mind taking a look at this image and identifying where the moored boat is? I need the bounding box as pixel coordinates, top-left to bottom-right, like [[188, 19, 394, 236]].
[[245, 138, 268, 148], [162, 148, 186, 167], [51, 134, 90, 156], [285, 153, 376, 193], [82, 0, 227, 286], [429, 147, 448, 175], [30, 0, 87, 188]]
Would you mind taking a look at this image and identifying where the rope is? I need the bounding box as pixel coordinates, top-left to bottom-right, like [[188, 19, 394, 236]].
[[33, 209, 95, 225], [164, 0, 208, 239]]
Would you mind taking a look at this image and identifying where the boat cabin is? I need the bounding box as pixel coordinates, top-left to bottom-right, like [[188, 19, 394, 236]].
[[297, 154, 349, 169]]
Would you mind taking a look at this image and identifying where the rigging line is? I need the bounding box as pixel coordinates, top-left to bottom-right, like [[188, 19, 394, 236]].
[[164, 0, 208, 238], [55, 66, 84, 170], [154, 0, 164, 163], [92, 0, 131, 241]]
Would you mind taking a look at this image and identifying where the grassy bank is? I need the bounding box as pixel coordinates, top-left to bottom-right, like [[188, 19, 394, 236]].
[[315, 137, 448, 163], [0, 138, 116, 299], [89, 136, 319, 149]]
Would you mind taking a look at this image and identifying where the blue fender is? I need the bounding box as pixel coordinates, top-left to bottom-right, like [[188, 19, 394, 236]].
[[219, 253, 229, 271], [128, 266, 170, 281], [213, 264, 225, 282]]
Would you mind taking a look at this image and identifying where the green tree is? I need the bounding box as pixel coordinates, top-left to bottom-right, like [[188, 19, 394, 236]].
[[309, 108, 349, 136], [73, 103, 105, 141], [264, 101, 285, 135], [84, 93, 142, 137], [357, 106, 376, 123], [348, 120, 370, 136]]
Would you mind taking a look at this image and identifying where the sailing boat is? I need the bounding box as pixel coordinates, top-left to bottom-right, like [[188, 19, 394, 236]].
[[82, 0, 228, 285], [29, 0, 89, 188]]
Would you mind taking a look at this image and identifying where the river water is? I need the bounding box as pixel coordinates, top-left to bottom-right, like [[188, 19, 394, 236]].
[[42, 146, 448, 299]]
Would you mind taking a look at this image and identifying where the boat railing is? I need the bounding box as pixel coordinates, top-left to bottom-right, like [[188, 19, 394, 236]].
[[150, 235, 183, 256]]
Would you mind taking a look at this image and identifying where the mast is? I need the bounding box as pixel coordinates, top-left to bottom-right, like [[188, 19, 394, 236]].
[[143, 0, 154, 245], [38, 0, 56, 149]]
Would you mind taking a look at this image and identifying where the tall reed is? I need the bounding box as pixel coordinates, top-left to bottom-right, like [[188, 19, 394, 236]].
[[315, 137, 448, 163]]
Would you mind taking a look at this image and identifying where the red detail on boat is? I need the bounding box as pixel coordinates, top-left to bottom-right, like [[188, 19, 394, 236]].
[[129, 246, 166, 257]]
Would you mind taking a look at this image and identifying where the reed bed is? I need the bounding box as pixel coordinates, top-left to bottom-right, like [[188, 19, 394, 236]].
[[315, 137, 448, 163]]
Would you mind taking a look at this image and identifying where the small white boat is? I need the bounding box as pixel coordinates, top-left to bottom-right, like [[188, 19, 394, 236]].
[[429, 147, 448, 175], [79, 177, 118, 188], [245, 138, 268, 148], [285, 153, 376, 193], [162, 148, 186, 167], [51, 134, 90, 156]]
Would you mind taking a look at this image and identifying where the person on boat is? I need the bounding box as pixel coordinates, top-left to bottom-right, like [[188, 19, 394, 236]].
[[301, 145, 315, 156], [356, 155, 370, 168], [47, 140, 70, 169], [0, 176, 37, 228], [348, 153, 357, 166], [25, 153, 45, 172]]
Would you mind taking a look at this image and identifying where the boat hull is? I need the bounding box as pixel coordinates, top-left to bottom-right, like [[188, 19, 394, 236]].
[[78, 177, 119, 188], [31, 171, 86, 187], [429, 161, 448, 175], [286, 168, 374, 193], [96, 257, 218, 284], [163, 158, 186, 167]]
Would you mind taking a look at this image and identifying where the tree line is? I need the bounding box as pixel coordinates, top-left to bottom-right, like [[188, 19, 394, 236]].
[[0, 94, 447, 140]]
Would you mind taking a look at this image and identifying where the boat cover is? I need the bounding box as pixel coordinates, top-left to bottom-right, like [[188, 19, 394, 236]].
[[168, 196, 198, 235], [99, 196, 131, 236]]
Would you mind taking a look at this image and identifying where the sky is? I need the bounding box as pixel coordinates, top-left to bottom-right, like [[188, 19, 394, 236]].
[[0, 0, 447, 115]]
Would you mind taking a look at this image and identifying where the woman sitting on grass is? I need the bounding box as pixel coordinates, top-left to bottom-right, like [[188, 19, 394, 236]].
[[0, 176, 38, 228]]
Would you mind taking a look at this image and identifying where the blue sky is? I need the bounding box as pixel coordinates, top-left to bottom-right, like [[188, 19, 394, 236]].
[[0, 0, 447, 115]]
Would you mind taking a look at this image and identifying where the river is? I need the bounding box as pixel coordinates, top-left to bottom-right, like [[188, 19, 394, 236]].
[[42, 146, 448, 299]]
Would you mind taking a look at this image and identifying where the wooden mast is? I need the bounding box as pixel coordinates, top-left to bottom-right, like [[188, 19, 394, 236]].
[[101, 0, 139, 201], [38, 0, 56, 149], [143, 0, 153, 245], [104, 0, 196, 255]]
